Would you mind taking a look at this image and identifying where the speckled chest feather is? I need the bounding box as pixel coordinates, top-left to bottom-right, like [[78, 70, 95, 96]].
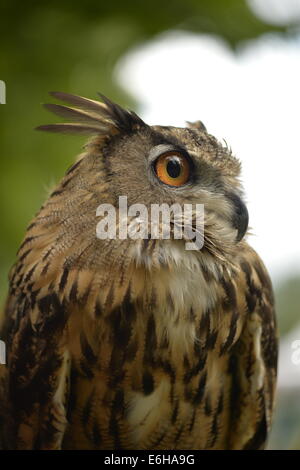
[[62, 247, 247, 450]]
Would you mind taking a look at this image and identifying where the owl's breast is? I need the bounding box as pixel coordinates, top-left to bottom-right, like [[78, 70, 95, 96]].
[[123, 353, 232, 450], [64, 255, 244, 450]]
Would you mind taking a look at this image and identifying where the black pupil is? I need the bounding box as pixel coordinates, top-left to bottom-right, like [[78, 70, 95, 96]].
[[166, 157, 182, 178]]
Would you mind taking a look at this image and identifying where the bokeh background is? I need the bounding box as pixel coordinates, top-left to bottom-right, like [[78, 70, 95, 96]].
[[0, 0, 299, 449]]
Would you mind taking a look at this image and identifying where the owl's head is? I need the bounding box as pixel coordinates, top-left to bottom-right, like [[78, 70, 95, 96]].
[[37, 92, 248, 272]]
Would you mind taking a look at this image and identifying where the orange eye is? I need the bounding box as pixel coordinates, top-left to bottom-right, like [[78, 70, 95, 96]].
[[154, 152, 190, 187]]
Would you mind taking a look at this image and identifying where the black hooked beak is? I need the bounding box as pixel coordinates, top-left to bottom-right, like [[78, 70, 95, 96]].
[[226, 192, 249, 242]]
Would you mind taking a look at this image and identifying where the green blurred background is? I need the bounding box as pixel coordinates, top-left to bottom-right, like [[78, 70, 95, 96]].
[[0, 0, 299, 449]]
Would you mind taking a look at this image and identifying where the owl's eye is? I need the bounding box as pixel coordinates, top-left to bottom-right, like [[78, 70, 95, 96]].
[[154, 152, 191, 187]]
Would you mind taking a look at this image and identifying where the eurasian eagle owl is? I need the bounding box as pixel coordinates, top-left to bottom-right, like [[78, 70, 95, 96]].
[[0, 92, 277, 450]]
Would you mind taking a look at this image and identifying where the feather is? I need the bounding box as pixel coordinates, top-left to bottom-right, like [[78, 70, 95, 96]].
[[35, 123, 105, 135], [42, 103, 110, 128], [97, 92, 145, 131], [49, 91, 108, 115]]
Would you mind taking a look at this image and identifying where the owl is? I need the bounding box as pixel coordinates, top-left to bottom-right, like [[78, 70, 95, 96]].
[[0, 92, 277, 450]]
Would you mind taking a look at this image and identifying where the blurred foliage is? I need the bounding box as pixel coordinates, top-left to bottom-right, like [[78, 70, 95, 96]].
[[275, 276, 300, 336], [0, 0, 288, 305], [269, 390, 300, 450]]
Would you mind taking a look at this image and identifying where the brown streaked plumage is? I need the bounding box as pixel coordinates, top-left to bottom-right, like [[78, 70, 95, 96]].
[[0, 92, 277, 449]]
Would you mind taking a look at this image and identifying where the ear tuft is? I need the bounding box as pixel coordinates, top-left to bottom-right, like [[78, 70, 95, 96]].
[[97, 93, 146, 132], [37, 92, 146, 136], [186, 120, 207, 132]]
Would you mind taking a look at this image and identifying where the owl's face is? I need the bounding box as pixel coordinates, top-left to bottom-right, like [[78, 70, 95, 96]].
[[101, 122, 248, 256], [38, 92, 248, 270]]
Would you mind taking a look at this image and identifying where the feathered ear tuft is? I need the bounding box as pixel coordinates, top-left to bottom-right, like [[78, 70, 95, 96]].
[[36, 91, 146, 136], [186, 120, 207, 132], [97, 93, 146, 132]]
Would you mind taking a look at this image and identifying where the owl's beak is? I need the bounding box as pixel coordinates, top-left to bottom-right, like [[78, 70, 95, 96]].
[[227, 192, 249, 242], [236, 204, 249, 242]]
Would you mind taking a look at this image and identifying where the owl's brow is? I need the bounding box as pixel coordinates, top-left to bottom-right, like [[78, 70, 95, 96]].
[[147, 144, 188, 164]]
